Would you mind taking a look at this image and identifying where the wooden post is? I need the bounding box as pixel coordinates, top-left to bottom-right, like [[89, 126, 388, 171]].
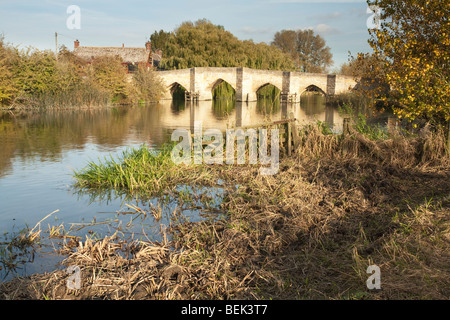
[[187, 129, 193, 153], [343, 118, 350, 136], [287, 121, 292, 156], [289, 111, 300, 150], [279, 125, 286, 154], [447, 121, 450, 155], [387, 116, 398, 135], [342, 117, 350, 155]]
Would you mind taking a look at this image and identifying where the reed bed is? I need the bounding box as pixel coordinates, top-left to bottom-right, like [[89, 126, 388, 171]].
[[1, 122, 449, 300], [73, 143, 217, 195], [7, 84, 112, 110]]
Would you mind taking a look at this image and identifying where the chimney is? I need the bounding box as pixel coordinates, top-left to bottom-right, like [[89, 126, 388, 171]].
[[145, 41, 151, 52], [74, 39, 80, 49]]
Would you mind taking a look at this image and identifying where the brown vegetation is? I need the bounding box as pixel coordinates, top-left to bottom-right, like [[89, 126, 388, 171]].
[[0, 40, 163, 109], [272, 29, 333, 73]]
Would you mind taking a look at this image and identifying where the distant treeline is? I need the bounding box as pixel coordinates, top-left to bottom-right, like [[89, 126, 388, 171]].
[[150, 19, 297, 71], [0, 19, 338, 109], [0, 38, 163, 109], [150, 20, 334, 73]]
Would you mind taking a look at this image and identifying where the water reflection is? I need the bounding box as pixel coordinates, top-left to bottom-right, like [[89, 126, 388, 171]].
[[0, 97, 345, 279], [211, 99, 236, 119], [0, 99, 344, 177]]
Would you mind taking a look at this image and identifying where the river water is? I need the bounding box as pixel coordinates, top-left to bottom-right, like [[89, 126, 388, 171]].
[[0, 95, 343, 280]]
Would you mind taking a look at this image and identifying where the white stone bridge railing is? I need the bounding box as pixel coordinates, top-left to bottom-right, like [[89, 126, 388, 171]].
[[157, 67, 357, 102]]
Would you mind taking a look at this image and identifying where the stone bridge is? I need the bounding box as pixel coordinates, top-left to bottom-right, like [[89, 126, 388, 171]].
[[157, 67, 357, 102]]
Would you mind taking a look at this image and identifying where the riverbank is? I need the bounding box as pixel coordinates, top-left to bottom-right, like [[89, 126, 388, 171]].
[[1, 123, 449, 300], [0, 38, 165, 110]]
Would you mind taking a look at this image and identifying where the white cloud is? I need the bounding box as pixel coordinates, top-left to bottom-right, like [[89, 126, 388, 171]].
[[316, 23, 339, 34], [316, 11, 343, 20], [240, 26, 273, 34], [303, 24, 340, 35]]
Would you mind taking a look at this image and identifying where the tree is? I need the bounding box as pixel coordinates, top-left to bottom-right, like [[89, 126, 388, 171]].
[[132, 68, 164, 102], [150, 19, 296, 71], [12, 49, 60, 95], [339, 53, 383, 77], [339, 52, 388, 98], [271, 30, 298, 65], [149, 30, 172, 52], [0, 37, 18, 106], [367, 0, 449, 126], [272, 29, 333, 73], [88, 55, 129, 100]]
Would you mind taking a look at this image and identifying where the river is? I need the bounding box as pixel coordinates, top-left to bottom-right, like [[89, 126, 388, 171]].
[[0, 95, 344, 280]]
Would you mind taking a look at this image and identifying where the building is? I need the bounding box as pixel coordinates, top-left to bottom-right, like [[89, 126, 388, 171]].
[[73, 40, 161, 73], [152, 49, 162, 69]]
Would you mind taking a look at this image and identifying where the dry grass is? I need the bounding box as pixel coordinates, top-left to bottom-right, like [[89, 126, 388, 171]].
[[1, 123, 449, 300]]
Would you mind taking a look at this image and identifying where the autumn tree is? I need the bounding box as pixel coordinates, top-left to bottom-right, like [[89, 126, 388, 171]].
[[57, 45, 88, 79], [0, 36, 167, 108], [11, 48, 60, 96], [87, 55, 129, 100], [271, 30, 298, 66], [339, 53, 384, 77], [339, 52, 388, 98], [367, 0, 449, 126], [0, 37, 18, 106], [131, 68, 165, 102], [272, 29, 333, 73]]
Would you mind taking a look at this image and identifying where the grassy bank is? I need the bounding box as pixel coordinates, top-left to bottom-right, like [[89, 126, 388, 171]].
[[1, 122, 449, 300]]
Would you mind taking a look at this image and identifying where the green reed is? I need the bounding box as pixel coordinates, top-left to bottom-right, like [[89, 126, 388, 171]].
[[73, 143, 214, 195]]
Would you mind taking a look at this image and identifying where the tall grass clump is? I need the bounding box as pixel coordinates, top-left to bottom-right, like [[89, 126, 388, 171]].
[[75, 145, 170, 192], [74, 144, 212, 195], [337, 101, 390, 140], [294, 118, 450, 169]]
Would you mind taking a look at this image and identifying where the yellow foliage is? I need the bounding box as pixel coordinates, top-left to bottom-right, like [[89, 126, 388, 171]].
[[0, 38, 18, 105], [367, 0, 449, 125]]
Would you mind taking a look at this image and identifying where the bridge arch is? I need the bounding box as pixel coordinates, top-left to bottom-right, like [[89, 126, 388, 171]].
[[193, 68, 238, 100], [211, 78, 236, 91], [168, 82, 188, 100], [211, 79, 236, 100], [300, 84, 327, 96], [256, 83, 282, 99], [256, 82, 282, 92]]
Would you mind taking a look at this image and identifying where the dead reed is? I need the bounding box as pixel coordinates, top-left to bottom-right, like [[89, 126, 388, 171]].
[[1, 122, 449, 300]]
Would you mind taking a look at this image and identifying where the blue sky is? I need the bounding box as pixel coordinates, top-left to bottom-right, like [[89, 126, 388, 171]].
[[0, 0, 373, 70]]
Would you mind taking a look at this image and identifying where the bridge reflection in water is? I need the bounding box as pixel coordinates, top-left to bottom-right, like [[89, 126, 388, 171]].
[[161, 95, 343, 134], [0, 96, 342, 177]]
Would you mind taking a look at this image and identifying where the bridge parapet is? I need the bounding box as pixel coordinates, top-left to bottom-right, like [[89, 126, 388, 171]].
[[157, 67, 357, 101]]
